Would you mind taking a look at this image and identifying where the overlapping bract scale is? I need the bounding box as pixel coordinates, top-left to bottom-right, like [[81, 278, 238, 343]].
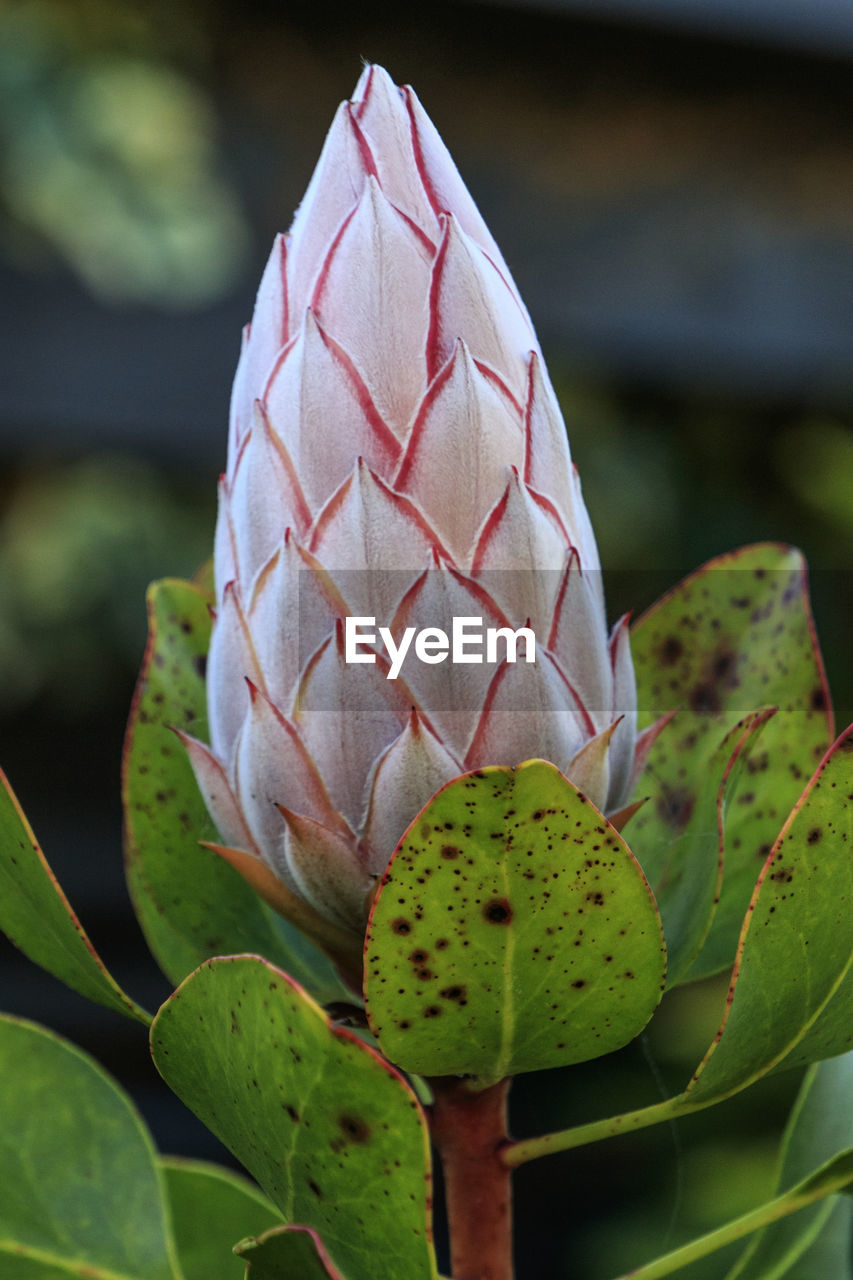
[[190, 65, 640, 945]]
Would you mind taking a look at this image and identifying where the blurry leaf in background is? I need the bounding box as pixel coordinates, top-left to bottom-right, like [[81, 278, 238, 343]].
[[575, 1137, 780, 1280], [776, 418, 853, 550], [554, 376, 682, 570], [0, 0, 249, 306], [0, 453, 213, 714]]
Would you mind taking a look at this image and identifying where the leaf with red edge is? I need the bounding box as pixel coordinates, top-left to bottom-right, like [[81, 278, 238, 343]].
[[236, 1225, 346, 1278], [364, 760, 666, 1083], [684, 726, 853, 1106], [630, 543, 833, 981], [151, 955, 436, 1280], [0, 768, 148, 1022]]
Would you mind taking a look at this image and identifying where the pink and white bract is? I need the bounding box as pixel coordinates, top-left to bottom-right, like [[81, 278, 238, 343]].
[[184, 66, 642, 959]]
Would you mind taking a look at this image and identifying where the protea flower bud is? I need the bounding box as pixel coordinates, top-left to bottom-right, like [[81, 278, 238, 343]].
[[184, 66, 641, 964]]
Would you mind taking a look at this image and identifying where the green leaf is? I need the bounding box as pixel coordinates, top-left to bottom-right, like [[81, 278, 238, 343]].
[[0, 1014, 181, 1280], [726, 1050, 853, 1279], [685, 727, 853, 1106], [236, 1226, 345, 1278], [630, 544, 833, 981], [150, 955, 436, 1280], [123, 578, 347, 1003], [363, 760, 666, 1083], [0, 768, 148, 1023], [161, 1158, 282, 1280], [657, 708, 775, 987]]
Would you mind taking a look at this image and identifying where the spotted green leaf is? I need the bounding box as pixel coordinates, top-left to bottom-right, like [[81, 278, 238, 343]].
[[123, 578, 347, 1003], [0, 769, 148, 1022], [630, 544, 833, 981], [726, 1050, 853, 1279], [685, 727, 853, 1106], [162, 1158, 282, 1280], [150, 955, 436, 1280], [236, 1226, 345, 1278], [364, 760, 666, 1084], [0, 1014, 181, 1280]]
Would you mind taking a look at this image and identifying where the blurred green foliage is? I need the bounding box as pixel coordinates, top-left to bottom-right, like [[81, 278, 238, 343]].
[[776, 418, 853, 542], [0, 0, 248, 304], [555, 372, 853, 729], [558, 376, 853, 573], [0, 454, 213, 714]]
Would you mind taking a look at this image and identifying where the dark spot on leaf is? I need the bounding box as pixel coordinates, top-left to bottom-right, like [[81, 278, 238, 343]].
[[659, 636, 683, 665], [689, 682, 722, 715], [484, 898, 513, 924], [656, 786, 695, 829], [338, 1113, 371, 1143], [441, 845, 460, 860], [572, 979, 586, 989], [807, 827, 822, 844], [193, 654, 207, 680], [811, 687, 827, 712], [712, 650, 736, 680], [308, 1180, 323, 1198], [440, 985, 467, 1002], [746, 752, 769, 775], [424, 1005, 442, 1018]]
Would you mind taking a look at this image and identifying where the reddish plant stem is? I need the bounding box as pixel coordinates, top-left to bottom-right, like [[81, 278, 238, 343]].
[[430, 1077, 514, 1280]]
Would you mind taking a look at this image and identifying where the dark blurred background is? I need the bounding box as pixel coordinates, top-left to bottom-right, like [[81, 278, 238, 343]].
[[1, 2, 851, 1276]]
